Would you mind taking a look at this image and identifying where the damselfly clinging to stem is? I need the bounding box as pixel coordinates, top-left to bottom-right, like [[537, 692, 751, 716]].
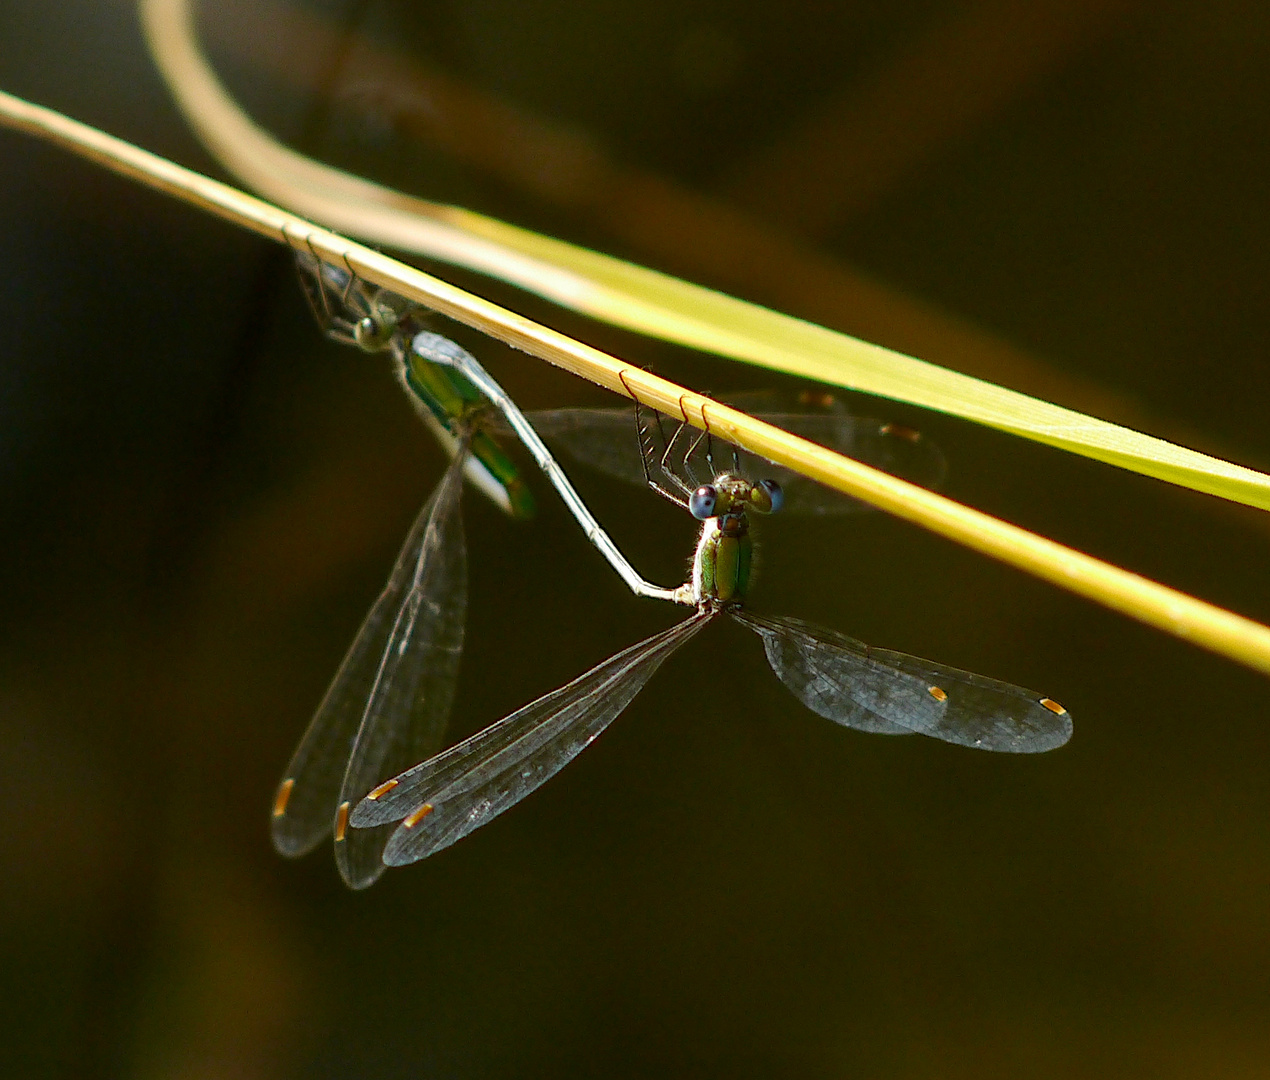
[[271, 251, 686, 888], [350, 410, 1072, 868], [272, 252, 956, 886]]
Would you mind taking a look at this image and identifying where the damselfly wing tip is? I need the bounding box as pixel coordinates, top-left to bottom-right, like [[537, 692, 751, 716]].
[[1039, 697, 1068, 716]]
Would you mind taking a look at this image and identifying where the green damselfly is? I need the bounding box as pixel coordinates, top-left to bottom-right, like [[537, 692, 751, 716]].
[[272, 255, 686, 887], [273, 257, 954, 885], [350, 413, 1071, 868]]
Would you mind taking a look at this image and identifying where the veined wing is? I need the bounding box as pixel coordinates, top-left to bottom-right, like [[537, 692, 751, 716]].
[[271, 451, 468, 888], [739, 413, 945, 514], [510, 406, 651, 488], [719, 391, 946, 512], [733, 611, 1071, 753], [350, 611, 714, 865], [518, 394, 945, 513]]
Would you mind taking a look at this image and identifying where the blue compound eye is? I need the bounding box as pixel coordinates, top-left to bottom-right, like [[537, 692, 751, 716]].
[[689, 485, 718, 520], [756, 479, 784, 514]]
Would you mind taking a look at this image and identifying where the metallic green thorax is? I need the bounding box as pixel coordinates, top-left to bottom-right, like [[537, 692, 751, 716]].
[[403, 348, 536, 520], [692, 474, 779, 605], [696, 516, 753, 604]]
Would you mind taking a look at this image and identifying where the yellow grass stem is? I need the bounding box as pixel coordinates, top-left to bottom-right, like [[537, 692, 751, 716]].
[[3, 88, 1270, 674]]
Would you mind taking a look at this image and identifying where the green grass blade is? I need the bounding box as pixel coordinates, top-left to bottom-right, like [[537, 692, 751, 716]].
[[140, 0, 1270, 513], [449, 209, 1270, 508]]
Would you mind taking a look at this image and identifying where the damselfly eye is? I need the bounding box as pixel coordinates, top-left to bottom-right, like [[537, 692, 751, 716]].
[[690, 485, 718, 519], [354, 309, 396, 352], [353, 316, 382, 351], [753, 479, 784, 514]]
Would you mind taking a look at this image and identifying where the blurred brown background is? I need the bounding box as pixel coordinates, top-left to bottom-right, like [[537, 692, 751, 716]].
[[2, 0, 1269, 1077]]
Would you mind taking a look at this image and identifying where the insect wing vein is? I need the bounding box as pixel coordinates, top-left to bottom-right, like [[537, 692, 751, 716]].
[[270, 452, 466, 871], [336, 454, 468, 886], [520, 401, 945, 514], [350, 612, 713, 864], [735, 612, 1070, 752], [733, 611, 936, 736]]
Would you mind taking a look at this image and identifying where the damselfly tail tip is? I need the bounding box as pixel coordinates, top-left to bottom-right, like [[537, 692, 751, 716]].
[[272, 779, 294, 818]]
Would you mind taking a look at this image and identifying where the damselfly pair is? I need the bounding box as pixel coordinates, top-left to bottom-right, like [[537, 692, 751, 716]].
[[271, 256, 1071, 887]]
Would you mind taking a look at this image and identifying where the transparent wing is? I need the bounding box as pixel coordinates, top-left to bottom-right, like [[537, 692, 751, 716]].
[[519, 392, 945, 514], [515, 406, 650, 487], [271, 452, 468, 888], [733, 611, 1071, 753], [349, 611, 714, 865]]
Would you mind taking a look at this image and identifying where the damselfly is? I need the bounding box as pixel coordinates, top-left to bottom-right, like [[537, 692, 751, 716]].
[[272, 255, 683, 887], [274, 256, 956, 886], [350, 414, 1071, 867]]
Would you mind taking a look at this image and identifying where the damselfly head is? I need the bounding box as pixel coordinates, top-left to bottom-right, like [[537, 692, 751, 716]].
[[352, 305, 399, 352], [690, 475, 783, 519]]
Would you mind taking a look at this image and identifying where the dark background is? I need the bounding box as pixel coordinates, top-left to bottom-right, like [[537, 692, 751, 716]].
[[2, 1, 1269, 1076]]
